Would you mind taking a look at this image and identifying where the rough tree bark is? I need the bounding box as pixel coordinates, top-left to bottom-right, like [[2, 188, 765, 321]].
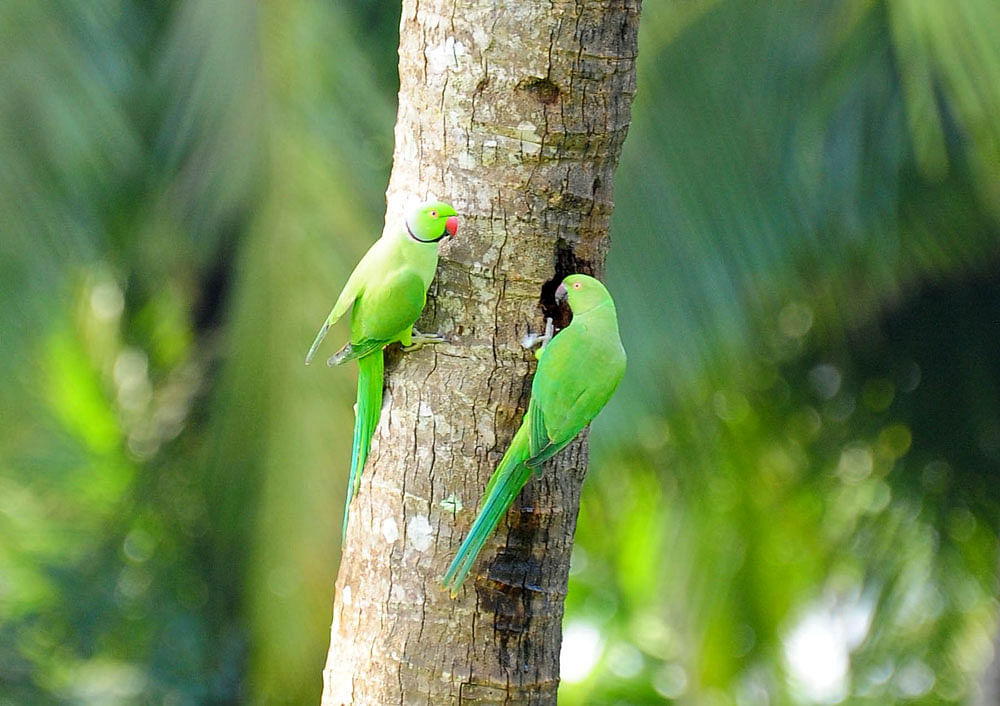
[[322, 1, 640, 703]]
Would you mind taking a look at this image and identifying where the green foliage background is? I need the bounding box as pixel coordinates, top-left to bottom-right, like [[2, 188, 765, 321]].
[[1, 1, 997, 704]]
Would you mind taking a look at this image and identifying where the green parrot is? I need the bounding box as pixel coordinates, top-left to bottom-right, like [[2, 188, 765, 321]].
[[306, 200, 458, 540], [443, 274, 626, 595]]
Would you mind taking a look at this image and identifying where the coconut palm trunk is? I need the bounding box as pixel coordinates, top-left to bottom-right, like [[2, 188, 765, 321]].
[[321, 0, 641, 703]]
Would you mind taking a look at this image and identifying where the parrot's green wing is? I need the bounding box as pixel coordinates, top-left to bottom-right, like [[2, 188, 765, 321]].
[[528, 402, 549, 460], [524, 323, 620, 467], [310, 256, 429, 365], [305, 244, 379, 364], [524, 399, 576, 470], [350, 267, 427, 346]]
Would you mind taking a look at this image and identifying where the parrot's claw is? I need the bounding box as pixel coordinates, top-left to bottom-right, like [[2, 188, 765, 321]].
[[521, 318, 554, 352], [402, 330, 448, 352]]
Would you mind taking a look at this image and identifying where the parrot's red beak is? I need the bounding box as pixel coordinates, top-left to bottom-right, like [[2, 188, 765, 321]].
[[445, 216, 458, 237], [555, 283, 568, 303]]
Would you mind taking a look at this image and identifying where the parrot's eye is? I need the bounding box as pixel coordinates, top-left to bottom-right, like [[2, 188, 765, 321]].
[[429, 210, 438, 218], [572, 282, 582, 290]]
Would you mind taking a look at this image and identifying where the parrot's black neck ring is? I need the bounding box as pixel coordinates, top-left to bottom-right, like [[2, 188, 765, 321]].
[[406, 222, 447, 243]]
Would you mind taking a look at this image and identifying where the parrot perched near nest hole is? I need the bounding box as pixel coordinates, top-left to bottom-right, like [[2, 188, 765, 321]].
[[306, 200, 458, 540], [443, 274, 626, 595]]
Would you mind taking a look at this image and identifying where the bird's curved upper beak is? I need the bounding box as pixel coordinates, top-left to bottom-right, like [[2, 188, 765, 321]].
[[555, 283, 568, 303], [445, 216, 458, 237]]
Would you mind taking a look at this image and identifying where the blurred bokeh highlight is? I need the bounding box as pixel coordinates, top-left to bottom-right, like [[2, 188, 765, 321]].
[[1, 1, 998, 704]]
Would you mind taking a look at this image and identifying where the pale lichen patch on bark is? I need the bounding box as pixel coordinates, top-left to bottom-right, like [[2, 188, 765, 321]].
[[407, 514, 435, 552], [425, 36, 468, 75], [381, 516, 400, 544]]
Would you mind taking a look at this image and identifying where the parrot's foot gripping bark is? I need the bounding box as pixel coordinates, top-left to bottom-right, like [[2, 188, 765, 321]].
[[401, 330, 448, 352], [521, 318, 554, 355]]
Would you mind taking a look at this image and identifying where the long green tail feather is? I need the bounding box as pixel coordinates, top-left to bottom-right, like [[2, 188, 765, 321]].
[[343, 350, 384, 540], [443, 425, 533, 595]]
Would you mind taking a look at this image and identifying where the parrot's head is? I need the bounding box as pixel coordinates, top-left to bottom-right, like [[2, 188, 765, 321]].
[[555, 274, 612, 314], [405, 201, 458, 243]]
